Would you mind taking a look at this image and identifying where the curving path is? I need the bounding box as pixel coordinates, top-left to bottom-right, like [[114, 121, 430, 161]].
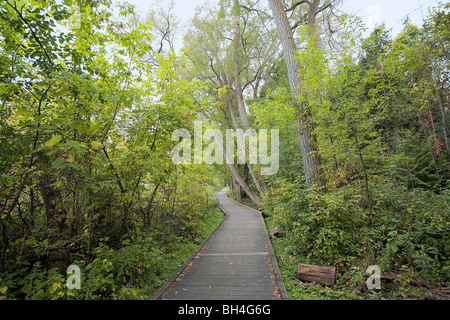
[[153, 189, 288, 300]]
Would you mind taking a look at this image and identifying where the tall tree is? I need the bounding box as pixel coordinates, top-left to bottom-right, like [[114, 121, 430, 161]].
[[183, 1, 278, 205], [267, 0, 331, 189], [231, 0, 268, 193]]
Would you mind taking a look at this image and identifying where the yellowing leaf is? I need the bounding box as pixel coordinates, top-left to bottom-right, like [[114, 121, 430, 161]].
[[49, 282, 61, 294], [66, 155, 75, 163], [45, 135, 62, 148], [90, 141, 103, 150]]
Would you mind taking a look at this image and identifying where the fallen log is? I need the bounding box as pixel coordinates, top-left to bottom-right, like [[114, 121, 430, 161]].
[[297, 264, 336, 286]]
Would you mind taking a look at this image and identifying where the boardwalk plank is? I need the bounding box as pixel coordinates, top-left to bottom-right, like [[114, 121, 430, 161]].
[[154, 189, 288, 300]]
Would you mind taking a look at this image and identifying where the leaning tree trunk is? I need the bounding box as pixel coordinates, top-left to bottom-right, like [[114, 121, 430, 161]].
[[232, 11, 267, 194], [267, 0, 326, 189], [226, 96, 266, 194], [198, 111, 261, 207]]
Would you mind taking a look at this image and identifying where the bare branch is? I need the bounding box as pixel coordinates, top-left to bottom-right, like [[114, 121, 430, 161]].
[[316, 2, 332, 16], [285, 0, 310, 12], [240, 4, 272, 18]]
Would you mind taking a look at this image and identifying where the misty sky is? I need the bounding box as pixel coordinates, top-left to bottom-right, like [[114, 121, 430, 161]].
[[124, 0, 443, 46]]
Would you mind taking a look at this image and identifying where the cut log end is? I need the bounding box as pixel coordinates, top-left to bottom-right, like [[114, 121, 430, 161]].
[[424, 287, 450, 300], [269, 227, 280, 239], [297, 263, 336, 286]]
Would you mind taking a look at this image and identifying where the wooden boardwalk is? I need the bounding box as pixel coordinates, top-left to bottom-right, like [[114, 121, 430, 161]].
[[152, 189, 288, 300]]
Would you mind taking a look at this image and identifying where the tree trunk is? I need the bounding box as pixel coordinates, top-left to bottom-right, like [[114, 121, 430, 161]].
[[232, 12, 268, 194], [234, 178, 242, 201], [226, 97, 266, 194], [268, 0, 326, 189], [351, 126, 374, 226], [233, 14, 252, 132], [199, 111, 261, 207]]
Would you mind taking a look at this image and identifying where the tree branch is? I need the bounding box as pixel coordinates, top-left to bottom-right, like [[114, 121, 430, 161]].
[[5, 0, 54, 67], [285, 0, 310, 12]]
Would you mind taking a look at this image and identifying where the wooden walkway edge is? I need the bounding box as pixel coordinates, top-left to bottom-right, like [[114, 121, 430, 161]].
[[151, 189, 289, 300]]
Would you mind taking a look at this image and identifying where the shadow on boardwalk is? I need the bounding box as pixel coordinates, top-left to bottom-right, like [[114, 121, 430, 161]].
[[152, 189, 288, 300]]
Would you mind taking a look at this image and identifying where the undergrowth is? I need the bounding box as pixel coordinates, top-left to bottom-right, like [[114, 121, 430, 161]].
[[0, 205, 224, 300]]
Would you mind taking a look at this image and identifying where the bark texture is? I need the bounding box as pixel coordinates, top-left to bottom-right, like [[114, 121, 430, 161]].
[[268, 0, 326, 189]]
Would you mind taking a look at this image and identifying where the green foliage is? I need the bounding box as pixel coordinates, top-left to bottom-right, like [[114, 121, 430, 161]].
[[0, 0, 448, 301], [0, 204, 224, 300], [259, 4, 449, 299], [0, 0, 226, 300]]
